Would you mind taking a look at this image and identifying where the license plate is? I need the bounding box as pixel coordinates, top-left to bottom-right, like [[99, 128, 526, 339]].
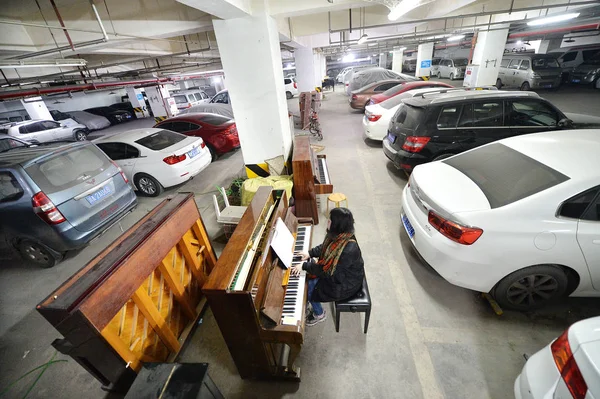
[[543, 84, 552, 88], [388, 133, 397, 144], [572, 79, 580, 83], [86, 185, 112, 205], [402, 213, 415, 238], [188, 146, 200, 158]]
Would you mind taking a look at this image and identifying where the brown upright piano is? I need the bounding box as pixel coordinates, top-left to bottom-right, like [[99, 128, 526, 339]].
[[203, 186, 313, 381], [36, 193, 217, 391], [292, 135, 333, 224]]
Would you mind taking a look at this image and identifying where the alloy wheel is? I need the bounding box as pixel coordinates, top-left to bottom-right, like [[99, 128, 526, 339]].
[[75, 131, 87, 141], [23, 243, 50, 263], [505, 274, 559, 308], [138, 177, 157, 195]]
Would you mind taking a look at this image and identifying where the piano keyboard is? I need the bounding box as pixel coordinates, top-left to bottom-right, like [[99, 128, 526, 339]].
[[281, 224, 312, 326], [318, 157, 330, 184]]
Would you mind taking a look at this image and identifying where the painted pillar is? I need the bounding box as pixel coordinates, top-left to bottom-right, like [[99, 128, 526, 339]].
[[295, 47, 322, 92], [415, 42, 434, 78], [392, 50, 404, 74], [537, 38, 562, 54], [379, 52, 388, 68], [23, 98, 52, 120], [469, 28, 510, 86], [126, 87, 148, 118], [214, 11, 292, 177]]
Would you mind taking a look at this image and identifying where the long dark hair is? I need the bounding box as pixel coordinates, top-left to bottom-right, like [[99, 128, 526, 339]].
[[327, 207, 355, 236]]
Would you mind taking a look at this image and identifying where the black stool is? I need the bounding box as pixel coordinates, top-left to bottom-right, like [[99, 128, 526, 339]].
[[334, 276, 371, 333]]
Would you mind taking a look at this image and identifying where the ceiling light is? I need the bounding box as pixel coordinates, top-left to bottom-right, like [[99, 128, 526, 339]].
[[388, 0, 420, 21], [342, 53, 355, 62], [357, 34, 368, 45], [372, 54, 377, 57], [516, 40, 523, 45], [0, 59, 87, 69], [447, 35, 465, 42], [527, 12, 579, 26]]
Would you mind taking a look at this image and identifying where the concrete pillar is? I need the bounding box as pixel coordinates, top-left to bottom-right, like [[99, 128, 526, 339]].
[[295, 48, 322, 91], [213, 12, 292, 175], [468, 27, 510, 86], [392, 50, 404, 74], [126, 87, 148, 118], [537, 38, 562, 54], [379, 52, 388, 68], [415, 42, 434, 78], [22, 98, 52, 120]]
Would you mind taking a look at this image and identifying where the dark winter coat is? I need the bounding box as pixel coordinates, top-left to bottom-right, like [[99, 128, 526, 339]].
[[302, 240, 365, 303]]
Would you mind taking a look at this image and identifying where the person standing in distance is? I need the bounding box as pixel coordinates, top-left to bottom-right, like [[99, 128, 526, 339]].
[[291, 207, 365, 326]]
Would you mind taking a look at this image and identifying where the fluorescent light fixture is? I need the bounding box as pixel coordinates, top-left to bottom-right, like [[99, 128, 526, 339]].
[[357, 34, 368, 45], [516, 40, 523, 45], [388, 0, 420, 21], [372, 54, 377, 57], [527, 12, 579, 26], [342, 53, 355, 62], [0, 59, 87, 69], [447, 34, 465, 42]]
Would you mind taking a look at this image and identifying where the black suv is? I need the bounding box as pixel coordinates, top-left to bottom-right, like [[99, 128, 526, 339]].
[[84, 106, 132, 125], [383, 90, 598, 171]]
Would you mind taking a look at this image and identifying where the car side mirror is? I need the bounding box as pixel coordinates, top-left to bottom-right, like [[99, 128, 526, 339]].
[[558, 118, 573, 128]]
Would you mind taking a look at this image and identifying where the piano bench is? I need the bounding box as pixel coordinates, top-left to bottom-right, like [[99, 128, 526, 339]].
[[334, 276, 371, 334]]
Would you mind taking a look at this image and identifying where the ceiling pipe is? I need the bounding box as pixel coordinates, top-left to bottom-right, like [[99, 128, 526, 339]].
[[508, 23, 599, 38], [49, 0, 75, 51], [89, 0, 109, 41]]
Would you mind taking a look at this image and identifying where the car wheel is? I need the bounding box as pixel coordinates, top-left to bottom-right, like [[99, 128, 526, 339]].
[[594, 78, 600, 90], [493, 265, 569, 311], [520, 81, 530, 91], [495, 79, 502, 89], [206, 144, 218, 162], [437, 72, 441, 79], [74, 130, 87, 141], [18, 240, 61, 268], [134, 174, 163, 197], [286, 91, 293, 99], [449, 73, 454, 80], [432, 153, 453, 161]]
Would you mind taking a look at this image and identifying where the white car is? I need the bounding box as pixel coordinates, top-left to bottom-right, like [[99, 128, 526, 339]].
[[284, 77, 298, 99], [401, 129, 600, 311], [363, 87, 456, 141], [515, 316, 600, 399], [0, 119, 88, 143], [94, 128, 211, 197]]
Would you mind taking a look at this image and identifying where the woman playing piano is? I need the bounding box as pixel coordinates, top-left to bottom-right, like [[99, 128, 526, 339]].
[[291, 207, 365, 326]]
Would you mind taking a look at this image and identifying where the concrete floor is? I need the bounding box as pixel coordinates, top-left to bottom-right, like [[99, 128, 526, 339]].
[[1, 84, 599, 399]]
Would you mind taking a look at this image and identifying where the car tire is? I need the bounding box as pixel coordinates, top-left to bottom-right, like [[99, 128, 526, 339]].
[[206, 144, 218, 162], [286, 91, 293, 99], [520, 81, 531, 91], [134, 174, 163, 197], [493, 265, 569, 311], [495, 79, 502, 89], [432, 153, 453, 161], [437, 72, 442, 79], [18, 240, 61, 268], [74, 130, 87, 141], [449, 73, 454, 80], [594, 78, 600, 90]]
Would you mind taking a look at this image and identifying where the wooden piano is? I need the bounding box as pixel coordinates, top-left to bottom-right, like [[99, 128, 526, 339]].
[[203, 186, 313, 381], [292, 135, 333, 224], [36, 193, 217, 391]]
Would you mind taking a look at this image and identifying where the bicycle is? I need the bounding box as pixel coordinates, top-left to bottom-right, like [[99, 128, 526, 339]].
[[308, 109, 323, 141]]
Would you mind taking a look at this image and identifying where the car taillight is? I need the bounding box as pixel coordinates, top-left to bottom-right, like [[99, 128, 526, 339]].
[[293, 82, 297, 89], [368, 114, 382, 122], [352, 94, 358, 100], [200, 141, 206, 148], [402, 136, 430, 153], [428, 211, 483, 245], [110, 160, 129, 183], [552, 329, 588, 399], [32, 192, 65, 225], [163, 154, 187, 165]]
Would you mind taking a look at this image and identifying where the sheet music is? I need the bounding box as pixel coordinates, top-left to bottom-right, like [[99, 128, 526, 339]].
[[270, 218, 294, 269]]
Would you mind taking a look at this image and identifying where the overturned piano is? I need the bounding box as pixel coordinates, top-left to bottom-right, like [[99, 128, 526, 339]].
[[203, 186, 312, 381]]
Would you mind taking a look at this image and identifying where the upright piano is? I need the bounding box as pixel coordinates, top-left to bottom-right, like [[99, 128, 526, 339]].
[[292, 135, 333, 224], [37, 194, 217, 391], [203, 186, 313, 381]]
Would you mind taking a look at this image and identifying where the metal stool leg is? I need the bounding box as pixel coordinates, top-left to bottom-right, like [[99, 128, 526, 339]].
[[335, 308, 341, 332], [364, 308, 371, 334]]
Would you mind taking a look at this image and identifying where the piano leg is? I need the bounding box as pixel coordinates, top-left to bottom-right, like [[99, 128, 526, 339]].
[[285, 343, 302, 380]]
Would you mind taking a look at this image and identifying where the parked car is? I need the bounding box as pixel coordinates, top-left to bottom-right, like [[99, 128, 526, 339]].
[[172, 90, 210, 111], [383, 90, 600, 172], [369, 80, 453, 105], [515, 316, 600, 399], [284, 77, 298, 99], [66, 110, 111, 131], [402, 59, 417, 73], [153, 113, 240, 161], [347, 67, 418, 95], [569, 50, 600, 89], [0, 119, 89, 143], [553, 47, 600, 82], [0, 134, 31, 153], [210, 89, 230, 104], [180, 103, 234, 119], [49, 109, 83, 128], [363, 86, 473, 141], [0, 141, 137, 267], [84, 106, 133, 125], [435, 57, 468, 80], [350, 80, 403, 110], [110, 102, 137, 119], [429, 58, 441, 76], [340, 65, 374, 86], [401, 129, 600, 311], [94, 128, 211, 197], [497, 54, 562, 90]]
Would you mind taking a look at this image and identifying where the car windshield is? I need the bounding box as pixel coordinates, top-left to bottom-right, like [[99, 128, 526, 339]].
[[199, 114, 231, 125], [24, 145, 111, 194], [444, 143, 569, 208], [173, 95, 188, 104], [532, 58, 560, 69], [135, 129, 187, 150], [382, 83, 407, 97], [0, 137, 27, 153], [453, 58, 468, 66]]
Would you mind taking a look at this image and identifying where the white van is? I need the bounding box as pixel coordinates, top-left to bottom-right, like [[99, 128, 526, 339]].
[[172, 90, 210, 110], [552, 47, 600, 80]]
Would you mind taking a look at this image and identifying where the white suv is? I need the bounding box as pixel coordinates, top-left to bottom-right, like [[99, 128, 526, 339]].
[[284, 77, 298, 99], [0, 119, 89, 143]]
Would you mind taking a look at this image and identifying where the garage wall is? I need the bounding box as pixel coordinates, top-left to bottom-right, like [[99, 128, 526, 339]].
[[46, 89, 127, 113]]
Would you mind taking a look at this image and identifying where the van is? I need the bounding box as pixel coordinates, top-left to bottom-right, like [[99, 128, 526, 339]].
[[435, 58, 468, 80], [0, 141, 137, 267], [497, 54, 562, 90], [172, 90, 210, 110], [553, 47, 600, 80]]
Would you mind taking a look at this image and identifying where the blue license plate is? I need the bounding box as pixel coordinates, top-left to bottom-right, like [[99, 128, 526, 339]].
[[188, 146, 199, 158], [388, 133, 397, 144], [86, 185, 112, 205], [402, 213, 415, 238], [543, 84, 552, 88], [572, 79, 580, 83]]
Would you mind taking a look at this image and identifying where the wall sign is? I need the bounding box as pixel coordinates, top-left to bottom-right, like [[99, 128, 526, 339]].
[[420, 60, 432, 68]]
